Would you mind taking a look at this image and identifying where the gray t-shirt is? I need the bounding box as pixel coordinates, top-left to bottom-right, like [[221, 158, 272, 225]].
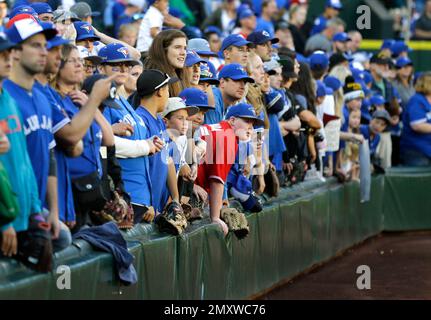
[[305, 33, 332, 54], [392, 80, 415, 107]]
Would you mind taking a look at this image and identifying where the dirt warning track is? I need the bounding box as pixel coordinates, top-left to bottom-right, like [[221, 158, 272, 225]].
[[259, 232, 431, 300]]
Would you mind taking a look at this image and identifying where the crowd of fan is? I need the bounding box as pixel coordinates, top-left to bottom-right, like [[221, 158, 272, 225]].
[[0, 0, 431, 273]]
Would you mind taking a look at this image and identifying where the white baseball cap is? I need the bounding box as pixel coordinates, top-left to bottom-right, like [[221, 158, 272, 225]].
[[128, 0, 146, 8], [162, 97, 199, 118], [77, 45, 102, 65]]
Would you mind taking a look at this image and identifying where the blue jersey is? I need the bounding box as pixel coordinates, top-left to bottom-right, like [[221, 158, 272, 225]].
[[136, 105, 171, 213], [40, 84, 76, 223], [256, 18, 275, 38], [204, 87, 224, 125], [0, 90, 42, 232], [61, 96, 103, 179], [401, 93, 431, 157], [360, 125, 380, 155], [4, 79, 55, 204], [103, 97, 152, 206], [268, 113, 286, 157]]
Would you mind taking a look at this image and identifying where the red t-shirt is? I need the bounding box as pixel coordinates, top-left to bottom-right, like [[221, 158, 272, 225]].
[[196, 121, 239, 192]]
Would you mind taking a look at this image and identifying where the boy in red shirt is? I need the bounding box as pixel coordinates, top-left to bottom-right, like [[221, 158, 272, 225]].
[[195, 103, 264, 235]]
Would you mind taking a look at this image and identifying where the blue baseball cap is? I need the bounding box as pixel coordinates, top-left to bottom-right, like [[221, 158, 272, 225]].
[[9, 5, 38, 19], [47, 35, 70, 50], [316, 80, 332, 97], [332, 32, 351, 43], [98, 43, 139, 65], [309, 51, 329, 70], [74, 21, 101, 42], [237, 3, 251, 15], [225, 103, 265, 126], [247, 30, 279, 45], [380, 39, 395, 50], [390, 40, 412, 57], [188, 38, 217, 57], [169, 7, 184, 19], [30, 2, 53, 15], [239, 7, 255, 20], [351, 67, 364, 81], [363, 70, 373, 84], [395, 56, 413, 68], [182, 26, 203, 40], [179, 88, 214, 110], [312, 17, 327, 35], [324, 75, 342, 91], [0, 32, 16, 52], [221, 34, 251, 53], [296, 53, 310, 64], [325, 0, 343, 9], [185, 50, 206, 67], [254, 110, 265, 130], [204, 25, 222, 37], [200, 62, 220, 85], [370, 95, 385, 106], [218, 63, 255, 83], [6, 15, 57, 44]]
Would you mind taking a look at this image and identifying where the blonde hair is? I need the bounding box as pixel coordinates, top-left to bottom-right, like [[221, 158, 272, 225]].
[[329, 65, 352, 85], [244, 52, 269, 129], [414, 72, 431, 95], [333, 88, 344, 118], [118, 23, 138, 40]]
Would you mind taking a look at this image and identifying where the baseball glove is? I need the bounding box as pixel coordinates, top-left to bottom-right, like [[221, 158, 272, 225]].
[[181, 203, 203, 222], [220, 207, 250, 240], [264, 165, 280, 197], [91, 191, 134, 230], [155, 201, 188, 235]]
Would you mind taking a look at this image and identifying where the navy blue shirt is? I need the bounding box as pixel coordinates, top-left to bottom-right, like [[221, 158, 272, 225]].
[[360, 125, 380, 155], [401, 93, 431, 157], [4, 79, 55, 204], [103, 97, 152, 206], [37, 82, 76, 223], [61, 95, 103, 179], [204, 87, 224, 125], [135, 106, 171, 213]]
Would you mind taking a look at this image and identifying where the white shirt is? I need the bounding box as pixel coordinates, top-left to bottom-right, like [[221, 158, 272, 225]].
[[172, 135, 188, 177], [136, 6, 164, 52], [316, 94, 335, 123]]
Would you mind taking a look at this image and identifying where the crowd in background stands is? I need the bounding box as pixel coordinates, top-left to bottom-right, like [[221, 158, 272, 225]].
[[0, 0, 431, 272]]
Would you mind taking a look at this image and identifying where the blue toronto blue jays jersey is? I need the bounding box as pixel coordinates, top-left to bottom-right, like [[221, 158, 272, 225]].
[[39, 83, 76, 223], [61, 96, 103, 179], [401, 93, 431, 157], [135, 105, 171, 213], [103, 97, 152, 206], [4, 79, 55, 205]]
